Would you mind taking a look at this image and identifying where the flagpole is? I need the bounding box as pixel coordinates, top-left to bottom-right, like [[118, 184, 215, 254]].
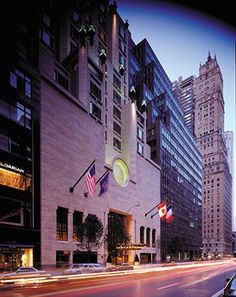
[[69, 159, 96, 193], [84, 168, 109, 197], [151, 211, 159, 219], [145, 203, 159, 217], [96, 169, 110, 185]]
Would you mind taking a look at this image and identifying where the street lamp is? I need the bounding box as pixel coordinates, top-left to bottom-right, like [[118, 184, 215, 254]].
[[127, 204, 140, 213], [127, 203, 140, 243]]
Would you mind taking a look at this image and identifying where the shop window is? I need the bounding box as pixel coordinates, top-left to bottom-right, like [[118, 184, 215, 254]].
[[57, 207, 68, 241], [0, 165, 31, 191], [56, 250, 70, 268], [0, 197, 23, 226]]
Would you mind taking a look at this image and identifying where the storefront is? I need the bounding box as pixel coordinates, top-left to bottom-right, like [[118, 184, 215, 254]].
[[0, 245, 34, 271]]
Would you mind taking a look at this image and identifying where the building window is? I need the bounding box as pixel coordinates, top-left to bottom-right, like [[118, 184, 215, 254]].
[[99, 27, 107, 44], [137, 126, 144, 141], [57, 207, 68, 241], [71, 9, 81, 25], [0, 99, 31, 129], [119, 39, 126, 54], [119, 24, 126, 40], [152, 229, 156, 247], [90, 81, 101, 101], [113, 122, 121, 136], [73, 211, 83, 242], [113, 75, 121, 91], [146, 228, 150, 247], [119, 53, 126, 68], [113, 137, 121, 151], [89, 102, 102, 121], [10, 69, 31, 98], [54, 70, 68, 90], [70, 24, 80, 42], [113, 90, 121, 106], [140, 226, 145, 244], [39, 29, 53, 48], [137, 142, 144, 155], [113, 106, 121, 121]]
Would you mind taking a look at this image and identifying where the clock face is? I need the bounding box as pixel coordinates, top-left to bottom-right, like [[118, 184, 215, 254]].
[[113, 158, 129, 187]]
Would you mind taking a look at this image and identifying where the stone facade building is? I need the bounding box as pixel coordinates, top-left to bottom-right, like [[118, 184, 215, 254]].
[[194, 53, 232, 257], [0, 1, 161, 269]]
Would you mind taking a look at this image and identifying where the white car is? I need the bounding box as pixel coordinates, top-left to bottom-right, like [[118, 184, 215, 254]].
[[64, 263, 106, 274], [0, 267, 51, 280]]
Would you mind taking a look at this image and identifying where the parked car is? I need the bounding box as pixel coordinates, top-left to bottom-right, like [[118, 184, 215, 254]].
[[0, 267, 51, 280], [222, 273, 236, 296], [64, 263, 106, 274]]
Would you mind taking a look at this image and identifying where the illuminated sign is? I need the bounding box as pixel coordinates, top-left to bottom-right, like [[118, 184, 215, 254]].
[[0, 162, 24, 173], [116, 243, 145, 250]]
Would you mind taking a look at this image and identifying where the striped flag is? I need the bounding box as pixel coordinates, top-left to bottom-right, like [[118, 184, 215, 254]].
[[166, 204, 174, 223], [85, 163, 96, 196]]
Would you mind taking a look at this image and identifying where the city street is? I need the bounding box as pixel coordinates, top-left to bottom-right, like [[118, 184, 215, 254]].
[[0, 260, 235, 297]]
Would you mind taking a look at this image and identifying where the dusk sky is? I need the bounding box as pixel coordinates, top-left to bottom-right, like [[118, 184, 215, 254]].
[[117, 0, 236, 212]]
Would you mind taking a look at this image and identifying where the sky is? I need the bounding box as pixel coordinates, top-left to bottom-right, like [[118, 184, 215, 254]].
[[117, 0, 236, 223]]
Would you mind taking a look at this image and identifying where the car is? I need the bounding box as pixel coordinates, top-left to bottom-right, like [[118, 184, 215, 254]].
[[222, 273, 236, 296], [106, 263, 134, 272], [0, 266, 51, 281], [64, 263, 106, 274], [116, 263, 134, 271]]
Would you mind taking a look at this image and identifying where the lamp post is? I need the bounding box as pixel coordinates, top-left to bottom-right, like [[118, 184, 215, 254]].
[[127, 204, 140, 243]]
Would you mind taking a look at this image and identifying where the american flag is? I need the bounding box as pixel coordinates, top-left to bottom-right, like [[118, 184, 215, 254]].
[[85, 163, 96, 196]]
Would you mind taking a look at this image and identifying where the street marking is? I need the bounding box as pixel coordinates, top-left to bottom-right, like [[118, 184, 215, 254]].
[[157, 282, 180, 290], [211, 289, 224, 297]]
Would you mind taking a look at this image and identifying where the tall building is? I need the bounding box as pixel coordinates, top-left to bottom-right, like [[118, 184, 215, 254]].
[[224, 131, 234, 230], [172, 75, 196, 136], [0, 1, 161, 269], [194, 53, 232, 257], [131, 39, 203, 261], [224, 131, 234, 176], [0, 3, 41, 270]]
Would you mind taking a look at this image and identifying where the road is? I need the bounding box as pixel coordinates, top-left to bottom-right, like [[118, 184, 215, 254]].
[[0, 260, 236, 297]]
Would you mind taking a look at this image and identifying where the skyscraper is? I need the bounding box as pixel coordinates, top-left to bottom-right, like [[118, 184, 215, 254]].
[[131, 38, 203, 261], [224, 131, 234, 230], [194, 52, 232, 257], [172, 75, 196, 136]]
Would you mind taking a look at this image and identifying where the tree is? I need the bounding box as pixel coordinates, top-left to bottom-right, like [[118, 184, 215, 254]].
[[76, 214, 103, 262], [105, 212, 131, 263]]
